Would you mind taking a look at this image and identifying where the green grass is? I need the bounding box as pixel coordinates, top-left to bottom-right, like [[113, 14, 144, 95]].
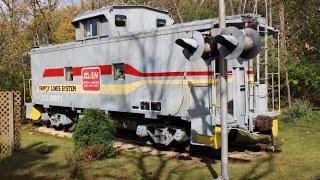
[[1, 117, 320, 180], [229, 120, 320, 180]]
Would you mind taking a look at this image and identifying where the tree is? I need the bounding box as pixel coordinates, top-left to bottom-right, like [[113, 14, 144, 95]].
[[0, 0, 31, 91]]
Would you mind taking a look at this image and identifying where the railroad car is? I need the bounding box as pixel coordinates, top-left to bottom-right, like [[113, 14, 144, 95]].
[[25, 5, 281, 149]]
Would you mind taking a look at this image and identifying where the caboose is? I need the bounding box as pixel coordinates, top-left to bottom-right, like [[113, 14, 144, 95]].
[[25, 5, 281, 149]]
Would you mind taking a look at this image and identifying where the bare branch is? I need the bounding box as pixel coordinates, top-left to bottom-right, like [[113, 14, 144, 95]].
[[171, 0, 183, 23]]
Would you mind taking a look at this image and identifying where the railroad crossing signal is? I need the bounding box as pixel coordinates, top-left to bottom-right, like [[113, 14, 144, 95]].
[[175, 24, 262, 180]]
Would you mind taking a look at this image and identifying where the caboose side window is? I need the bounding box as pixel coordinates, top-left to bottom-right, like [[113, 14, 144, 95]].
[[84, 18, 98, 38], [115, 15, 127, 27], [65, 67, 73, 81], [156, 19, 166, 27], [113, 63, 125, 80]]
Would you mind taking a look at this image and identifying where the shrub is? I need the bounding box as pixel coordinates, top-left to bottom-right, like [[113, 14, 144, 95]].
[[73, 109, 116, 158], [132, 169, 143, 180], [64, 152, 84, 179], [303, 111, 320, 123], [286, 99, 313, 122], [79, 144, 104, 162]]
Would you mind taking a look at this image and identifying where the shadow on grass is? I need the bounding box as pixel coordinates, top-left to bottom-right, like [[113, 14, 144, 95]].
[[132, 152, 218, 180], [239, 154, 275, 180], [87, 149, 218, 179], [87, 129, 276, 179], [237, 142, 283, 180], [112, 130, 275, 179], [0, 142, 64, 180], [202, 158, 219, 178]]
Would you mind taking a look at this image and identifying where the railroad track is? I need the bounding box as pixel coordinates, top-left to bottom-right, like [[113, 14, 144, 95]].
[[35, 126, 271, 163]]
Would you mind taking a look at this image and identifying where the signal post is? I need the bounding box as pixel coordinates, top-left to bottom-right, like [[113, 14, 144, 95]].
[[218, 0, 229, 179], [177, 1, 262, 179]]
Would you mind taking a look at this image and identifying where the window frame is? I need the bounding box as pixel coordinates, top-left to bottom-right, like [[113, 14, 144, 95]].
[[113, 63, 125, 81], [64, 67, 73, 81], [115, 14, 127, 27], [156, 18, 166, 27], [84, 18, 98, 38]]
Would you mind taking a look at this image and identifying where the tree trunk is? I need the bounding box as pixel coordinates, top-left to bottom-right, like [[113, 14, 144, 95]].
[[171, 0, 183, 23], [91, 0, 95, 10], [228, 0, 234, 15], [279, 0, 291, 108], [279, 0, 286, 49], [283, 65, 291, 108], [269, 0, 272, 27], [237, 0, 243, 14], [81, 0, 84, 9]]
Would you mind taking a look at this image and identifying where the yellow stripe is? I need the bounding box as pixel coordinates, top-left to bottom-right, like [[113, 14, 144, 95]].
[[37, 79, 216, 95]]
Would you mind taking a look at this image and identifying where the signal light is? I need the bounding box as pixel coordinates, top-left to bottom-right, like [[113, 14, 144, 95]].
[[215, 26, 245, 60], [175, 31, 204, 61], [245, 21, 253, 28], [176, 26, 261, 61], [240, 28, 262, 59]]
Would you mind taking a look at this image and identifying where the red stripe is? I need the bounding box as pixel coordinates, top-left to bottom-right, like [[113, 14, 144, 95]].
[[125, 64, 184, 77], [227, 70, 233, 75], [43, 64, 214, 77], [44, 65, 112, 77], [72, 67, 83, 76], [43, 68, 64, 77], [125, 64, 214, 77], [187, 71, 214, 76], [247, 70, 254, 75], [100, 65, 112, 75]]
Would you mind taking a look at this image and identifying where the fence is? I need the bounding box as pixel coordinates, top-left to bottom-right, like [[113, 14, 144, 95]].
[[0, 91, 21, 157]]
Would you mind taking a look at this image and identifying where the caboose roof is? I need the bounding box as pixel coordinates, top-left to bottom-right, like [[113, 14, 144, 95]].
[[72, 5, 170, 23], [72, 7, 109, 23], [111, 5, 170, 14]]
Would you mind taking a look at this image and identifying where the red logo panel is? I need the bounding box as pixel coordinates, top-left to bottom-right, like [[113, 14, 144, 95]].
[[82, 67, 101, 91]]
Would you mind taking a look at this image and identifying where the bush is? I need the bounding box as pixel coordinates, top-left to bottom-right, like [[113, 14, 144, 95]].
[[64, 152, 84, 179], [73, 109, 116, 158], [286, 99, 313, 122], [79, 144, 104, 162]]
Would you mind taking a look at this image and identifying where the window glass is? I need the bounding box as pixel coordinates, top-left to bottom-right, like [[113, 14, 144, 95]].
[[113, 63, 125, 80], [84, 18, 98, 38], [156, 19, 166, 27], [65, 67, 73, 81], [115, 15, 127, 27], [84, 21, 91, 37], [92, 19, 97, 36]]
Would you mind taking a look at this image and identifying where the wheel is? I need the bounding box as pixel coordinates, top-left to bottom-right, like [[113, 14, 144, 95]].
[[54, 125, 63, 131], [69, 124, 76, 132], [64, 124, 73, 132], [46, 121, 51, 128], [228, 129, 239, 144]]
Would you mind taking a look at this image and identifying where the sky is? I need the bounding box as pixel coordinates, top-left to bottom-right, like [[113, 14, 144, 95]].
[[59, 0, 81, 7]]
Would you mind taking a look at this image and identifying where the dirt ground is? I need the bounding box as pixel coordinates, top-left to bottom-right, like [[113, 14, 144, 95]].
[[36, 126, 269, 164]]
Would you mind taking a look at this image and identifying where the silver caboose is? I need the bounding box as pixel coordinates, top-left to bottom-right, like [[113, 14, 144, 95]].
[[25, 5, 281, 148]]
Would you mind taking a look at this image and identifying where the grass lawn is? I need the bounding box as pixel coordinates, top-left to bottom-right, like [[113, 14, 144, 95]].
[[1, 118, 320, 180]]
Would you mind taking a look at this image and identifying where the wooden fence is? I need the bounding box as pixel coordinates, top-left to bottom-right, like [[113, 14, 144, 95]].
[[0, 91, 21, 157]]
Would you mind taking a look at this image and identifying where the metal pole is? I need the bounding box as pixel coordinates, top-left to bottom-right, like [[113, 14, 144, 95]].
[[272, 73, 275, 111], [264, 0, 269, 86], [219, 0, 229, 179], [277, 31, 281, 111]]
